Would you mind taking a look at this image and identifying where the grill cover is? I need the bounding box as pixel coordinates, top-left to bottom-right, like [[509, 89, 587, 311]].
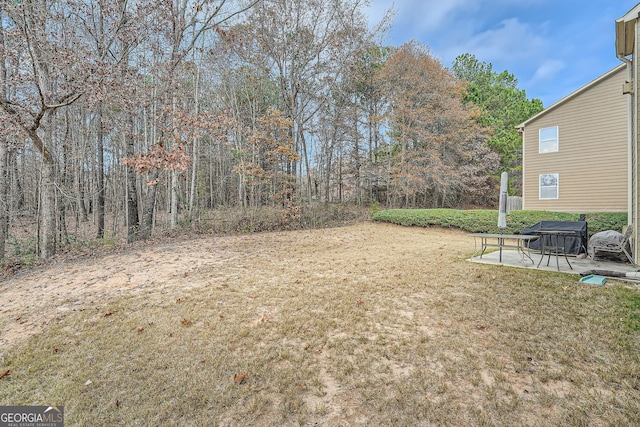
[[521, 221, 588, 254]]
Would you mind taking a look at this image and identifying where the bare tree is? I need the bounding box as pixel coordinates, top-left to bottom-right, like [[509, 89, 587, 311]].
[[120, 0, 262, 239], [231, 0, 376, 203], [0, 12, 8, 259], [0, 0, 134, 258]]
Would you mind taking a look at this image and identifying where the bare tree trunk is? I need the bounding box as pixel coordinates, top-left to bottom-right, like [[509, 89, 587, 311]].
[[140, 171, 158, 240], [0, 139, 7, 259], [40, 157, 57, 259], [139, 76, 161, 241], [208, 147, 214, 208], [298, 125, 312, 201], [189, 138, 198, 216], [189, 62, 201, 218], [96, 102, 105, 238], [0, 18, 7, 259], [353, 107, 361, 206], [126, 115, 139, 243], [170, 93, 179, 229], [338, 151, 343, 203], [324, 137, 334, 206], [8, 150, 23, 212], [79, 175, 89, 222], [170, 170, 178, 229], [24, 108, 59, 259], [59, 115, 71, 244], [94, 6, 107, 238]]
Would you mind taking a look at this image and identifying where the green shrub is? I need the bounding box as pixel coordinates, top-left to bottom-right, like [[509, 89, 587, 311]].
[[7, 235, 37, 257], [372, 209, 628, 235], [368, 202, 381, 216]]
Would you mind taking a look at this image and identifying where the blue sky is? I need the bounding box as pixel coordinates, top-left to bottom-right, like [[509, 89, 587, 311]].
[[366, 0, 639, 107]]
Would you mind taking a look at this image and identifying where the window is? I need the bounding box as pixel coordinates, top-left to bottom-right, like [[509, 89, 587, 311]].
[[539, 126, 558, 153], [539, 173, 559, 199]]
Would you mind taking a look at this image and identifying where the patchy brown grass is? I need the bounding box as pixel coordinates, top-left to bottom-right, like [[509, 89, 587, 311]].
[[1, 223, 639, 425]]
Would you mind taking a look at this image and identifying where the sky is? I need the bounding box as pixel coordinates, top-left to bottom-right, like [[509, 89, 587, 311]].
[[366, 0, 639, 107]]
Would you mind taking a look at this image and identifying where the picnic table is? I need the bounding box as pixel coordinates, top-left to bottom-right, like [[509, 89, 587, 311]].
[[469, 233, 539, 264]]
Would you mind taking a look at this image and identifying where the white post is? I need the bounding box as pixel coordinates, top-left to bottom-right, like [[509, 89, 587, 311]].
[[498, 172, 508, 229]]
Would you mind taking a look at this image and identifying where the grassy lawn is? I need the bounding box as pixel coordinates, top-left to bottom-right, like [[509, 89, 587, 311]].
[[1, 220, 639, 425]]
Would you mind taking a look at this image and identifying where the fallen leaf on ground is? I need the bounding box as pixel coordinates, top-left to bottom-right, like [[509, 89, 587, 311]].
[[0, 369, 9, 380], [234, 371, 248, 384]]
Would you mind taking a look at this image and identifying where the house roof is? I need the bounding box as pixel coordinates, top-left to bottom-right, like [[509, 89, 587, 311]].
[[617, 3, 640, 57], [622, 2, 640, 19], [516, 63, 627, 129]]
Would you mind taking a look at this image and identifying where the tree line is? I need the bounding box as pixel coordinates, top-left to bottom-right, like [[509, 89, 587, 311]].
[[0, 0, 543, 260]]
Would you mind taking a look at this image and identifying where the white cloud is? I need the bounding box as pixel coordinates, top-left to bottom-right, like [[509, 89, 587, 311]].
[[366, 0, 479, 41], [374, 0, 545, 35], [398, 0, 480, 33], [529, 59, 566, 84], [443, 18, 548, 64], [367, 1, 553, 65]]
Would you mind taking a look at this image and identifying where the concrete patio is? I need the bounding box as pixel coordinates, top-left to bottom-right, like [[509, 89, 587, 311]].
[[468, 248, 639, 278]]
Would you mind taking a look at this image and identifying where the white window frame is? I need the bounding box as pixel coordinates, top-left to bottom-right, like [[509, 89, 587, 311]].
[[539, 126, 559, 153], [539, 173, 559, 200]]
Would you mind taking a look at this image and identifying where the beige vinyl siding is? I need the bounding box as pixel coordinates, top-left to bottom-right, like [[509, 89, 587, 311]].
[[523, 66, 628, 213]]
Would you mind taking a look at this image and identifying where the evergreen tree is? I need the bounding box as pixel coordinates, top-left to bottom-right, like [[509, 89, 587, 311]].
[[451, 53, 543, 194]]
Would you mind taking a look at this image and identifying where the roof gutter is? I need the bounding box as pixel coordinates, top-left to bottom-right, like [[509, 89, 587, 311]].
[[615, 34, 633, 237]]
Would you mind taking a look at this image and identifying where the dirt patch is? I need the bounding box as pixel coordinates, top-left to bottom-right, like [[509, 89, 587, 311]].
[[1, 223, 466, 347]]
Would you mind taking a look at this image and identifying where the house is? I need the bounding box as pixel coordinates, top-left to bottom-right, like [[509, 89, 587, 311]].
[[517, 64, 628, 213], [616, 2, 640, 265]]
